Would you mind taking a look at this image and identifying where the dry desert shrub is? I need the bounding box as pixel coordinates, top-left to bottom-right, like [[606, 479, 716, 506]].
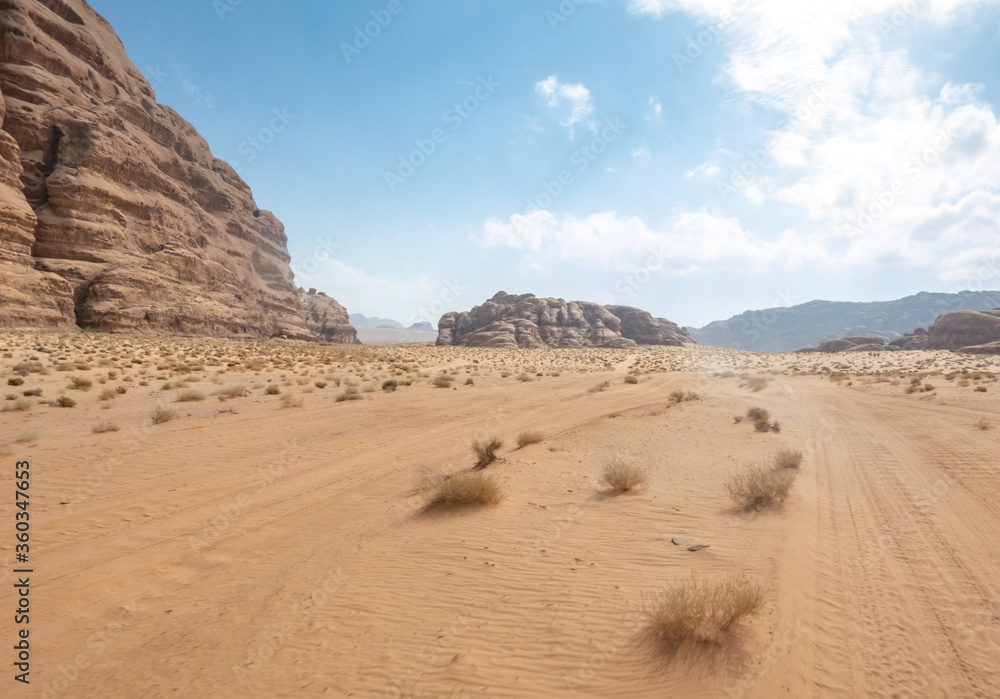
[[746, 406, 770, 422], [177, 389, 206, 402], [7, 377, 23, 386], [601, 457, 649, 494], [646, 574, 767, 648], [747, 376, 769, 392], [92, 422, 120, 434], [3, 398, 31, 412], [516, 431, 544, 448], [669, 389, 686, 403], [336, 387, 364, 402], [977, 418, 992, 431], [473, 437, 503, 469], [219, 384, 248, 398], [315, 381, 328, 389], [151, 407, 178, 424], [382, 380, 398, 392], [432, 374, 454, 389], [55, 396, 75, 408], [726, 464, 797, 510], [624, 375, 639, 384], [99, 387, 117, 401], [516, 372, 534, 382], [280, 394, 304, 408], [976, 386, 988, 393], [22, 388, 42, 397], [69, 376, 93, 391], [684, 391, 700, 401], [772, 449, 803, 469], [264, 385, 281, 395], [754, 419, 772, 433], [424, 471, 503, 509], [588, 381, 611, 393]]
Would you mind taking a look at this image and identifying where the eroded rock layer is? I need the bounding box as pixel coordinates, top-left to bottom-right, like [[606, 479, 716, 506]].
[[0, 0, 356, 342], [436, 291, 694, 349]]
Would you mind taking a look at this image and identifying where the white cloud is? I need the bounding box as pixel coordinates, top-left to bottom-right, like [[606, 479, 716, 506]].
[[628, 0, 1000, 287], [649, 96, 663, 117], [479, 210, 824, 274], [535, 75, 594, 136], [631, 145, 651, 160], [684, 162, 721, 179]]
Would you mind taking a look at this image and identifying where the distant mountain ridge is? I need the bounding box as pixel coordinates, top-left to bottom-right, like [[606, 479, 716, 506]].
[[689, 291, 1000, 353], [349, 314, 403, 329]]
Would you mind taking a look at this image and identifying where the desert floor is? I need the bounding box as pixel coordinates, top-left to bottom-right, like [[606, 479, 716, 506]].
[[2, 330, 999, 698]]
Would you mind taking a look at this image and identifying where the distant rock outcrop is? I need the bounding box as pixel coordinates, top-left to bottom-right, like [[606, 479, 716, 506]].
[[690, 291, 1000, 352], [436, 292, 694, 349], [796, 336, 887, 353], [0, 0, 356, 342], [408, 321, 434, 332], [888, 327, 929, 351], [349, 313, 403, 329], [925, 309, 1000, 353], [299, 289, 359, 344]]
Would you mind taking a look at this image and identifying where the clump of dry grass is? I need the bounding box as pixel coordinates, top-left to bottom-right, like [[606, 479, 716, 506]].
[[516, 372, 534, 382], [264, 385, 281, 395], [99, 387, 117, 401], [382, 379, 398, 392], [219, 384, 248, 398], [315, 381, 328, 389], [432, 374, 454, 389], [516, 431, 544, 448], [977, 418, 992, 431], [177, 389, 206, 402], [726, 464, 797, 510], [92, 422, 120, 434], [746, 406, 770, 422], [2, 397, 32, 412], [669, 389, 686, 403], [772, 449, 803, 469], [69, 376, 93, 391], [280, 394, 304, 408], [747, 376, 769, 392], [646, 574, 767, 648], [601, 457, 649, 494], [336, 387, 364, 402], [7, 377, 24, 386], [588, 381, 611, 393], [424, 471, 503, 509], [151, 407, 178, 424], [55, 396, 75, 408], [473, 437, 503, 469], [624, 375, 639, 384]]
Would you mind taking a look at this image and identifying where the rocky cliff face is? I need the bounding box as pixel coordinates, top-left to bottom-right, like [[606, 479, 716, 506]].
[[436, 291, 694, 349], [925, 309, 1000, 353], [0, 0, 356, 342], [691, 291, 1000, 352], [299, 288, 359, 344]]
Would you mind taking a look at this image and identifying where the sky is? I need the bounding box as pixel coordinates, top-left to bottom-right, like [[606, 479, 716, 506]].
[[89, 0, 1000, 328]]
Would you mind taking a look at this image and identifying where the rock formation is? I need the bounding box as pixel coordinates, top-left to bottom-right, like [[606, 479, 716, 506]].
[[0, 0, 356, 342], [925, 309, 1000, 353], [795, 336, 888, 353], [436, 291, 694, 349], [690, 291, 1000, 353], [888, 327, 929, 351], [299, 288, 359, 344]]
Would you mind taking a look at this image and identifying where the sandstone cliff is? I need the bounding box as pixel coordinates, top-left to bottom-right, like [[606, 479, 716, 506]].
[[436, 292, 694, 349], [796, 336, 887, 353], [0, 0, 356, 342], [925, 309, 1000, 353], [299, 288, 359, 344]]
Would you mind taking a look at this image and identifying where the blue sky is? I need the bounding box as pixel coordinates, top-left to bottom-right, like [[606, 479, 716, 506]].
[[90, 0, 1000, 328]]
